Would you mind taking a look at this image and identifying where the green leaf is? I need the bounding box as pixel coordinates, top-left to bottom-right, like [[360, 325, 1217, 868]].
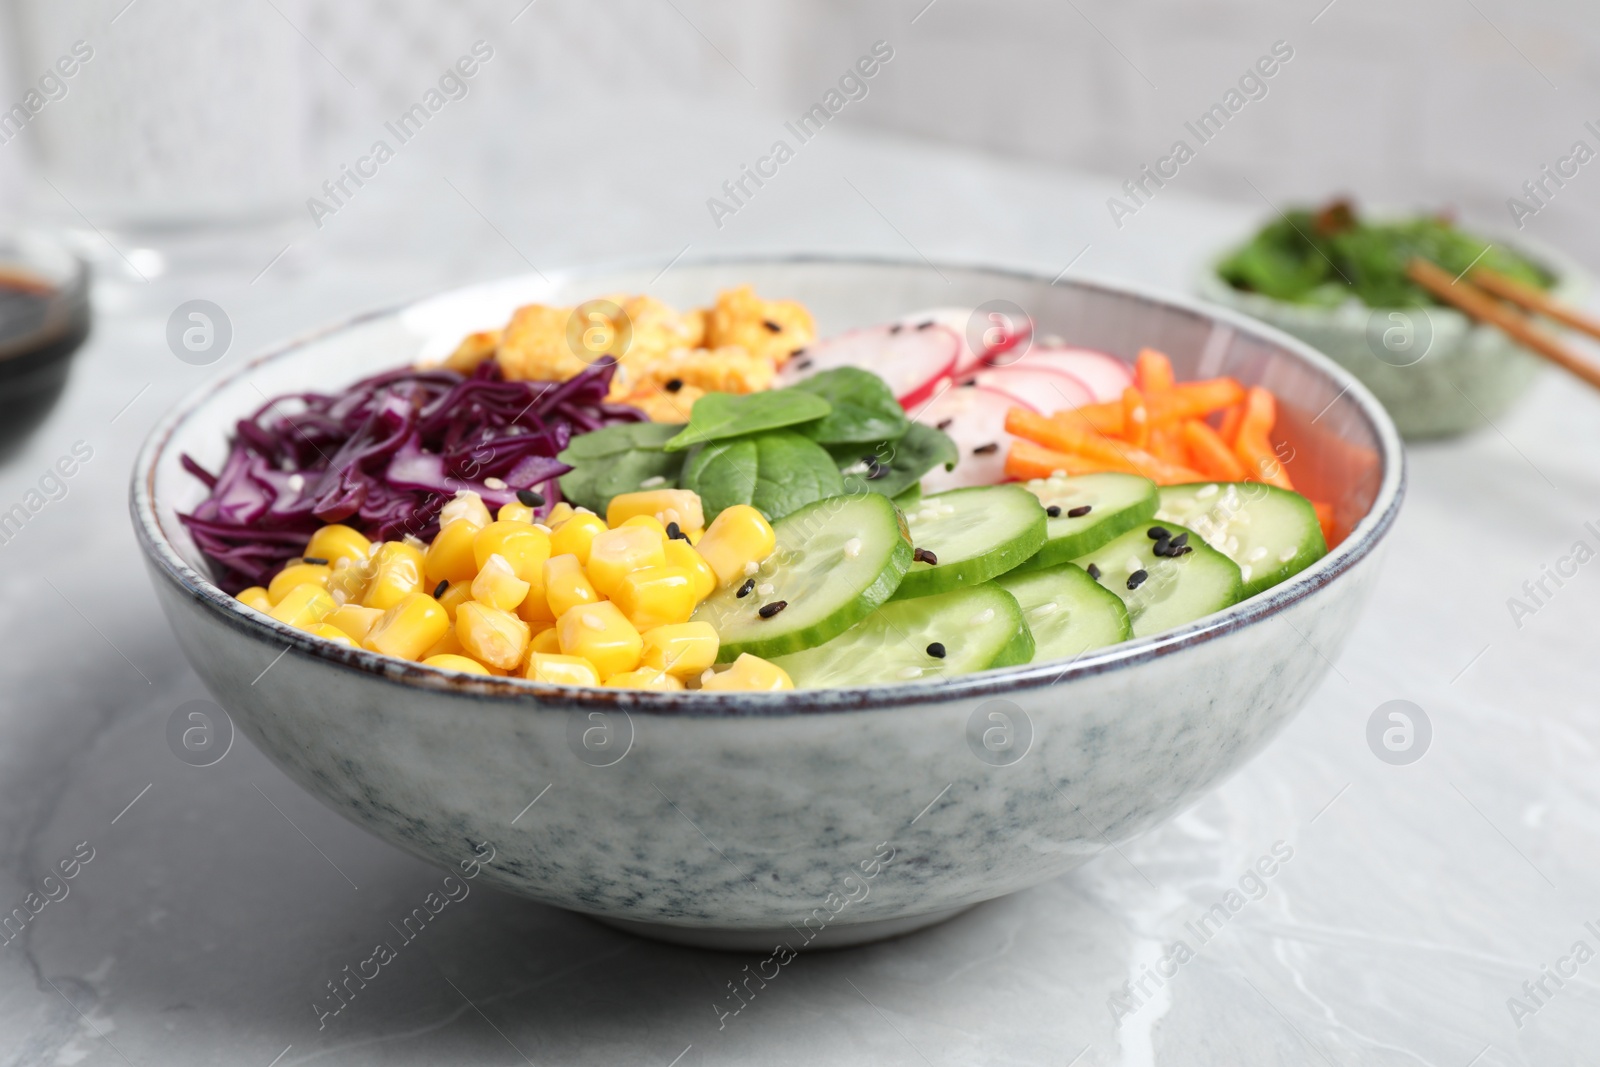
[[788, 367, 909, 445], [663, 390, 831, 452], [750, 433, 846, 521], [558, 449, 684, 514], [681, 438, 758, 517], [559, 420, 682, 462], [828, 423, 959, 499]]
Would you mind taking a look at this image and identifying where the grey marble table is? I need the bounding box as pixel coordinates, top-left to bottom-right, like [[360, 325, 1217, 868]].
[[3, 104, 1597, 1066]]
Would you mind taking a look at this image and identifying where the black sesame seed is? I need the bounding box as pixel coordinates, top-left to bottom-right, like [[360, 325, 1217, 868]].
[[866, 460, 887, 480], [763, 319, 782, 333], [1046, 505, 1062, 518], [959, 378, 977, 387], [795, 358, 814, 370], [664, 378, 684, 393], [972, 442, 999, 455], [1067, 504, 1092, 518], [1146, 525, 1171, 540], [926, 642, 947, 659], [758, 600, 787, 619], [666, 521, 683, 540], [1174, 544, 1194, 556], [1127, 569, 1149, 590], [433, 580, 449, 598], [1170, 532, 1189, 548], [913, 547, 939, 565], [889, 323, 904, 334], [516, 488, 545, 508], [736, 578, 755, 598], [1152, 536, 1171, 557], [792, 346, 807, 359], [916, 320, 935, 330], [936, 417, 954, 430], [302, 556, 328, 566], [1086, 563, 1101, 580]]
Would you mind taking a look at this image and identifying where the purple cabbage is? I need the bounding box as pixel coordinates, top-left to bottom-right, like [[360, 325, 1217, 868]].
[[180, 361, 645, 593]]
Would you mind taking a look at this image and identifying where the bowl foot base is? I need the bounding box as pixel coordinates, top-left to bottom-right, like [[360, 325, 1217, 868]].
[[588, 904, 976, 951]]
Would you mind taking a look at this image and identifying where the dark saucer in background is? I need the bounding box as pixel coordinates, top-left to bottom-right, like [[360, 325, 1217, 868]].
[[0, 230, 90, 461]]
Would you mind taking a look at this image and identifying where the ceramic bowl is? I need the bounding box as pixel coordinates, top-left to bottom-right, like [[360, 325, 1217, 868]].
[[1197, 226, 1584, 440], [132, 257, 1404, 950]]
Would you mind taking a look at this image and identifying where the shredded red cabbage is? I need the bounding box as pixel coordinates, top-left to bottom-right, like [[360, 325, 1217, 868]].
[[180, 361, 644, 593]]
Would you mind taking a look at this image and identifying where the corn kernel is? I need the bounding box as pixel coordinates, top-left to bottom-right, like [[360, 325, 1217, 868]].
[[267, 562, 331, 605], [663, 539, 716, 601], [544, 554, 600, 617], [530, 626, 560, 655], [437, 579, 474, 620], [620, 514, 669, 538], [586, 525, 667, 598], [605, 667, 685, 691], [423, 653, 491, 675], [455, 602, 531, 670], [516, 568, 557, 627], [474, 521, 552, 582], [325, 603, 384, 642], [701, 653, 793, 692], [236, 586, 272, 612], [424, 624, 465, 657], [524, 652, 601, 686], [607, 489, 705, 535], [546, 501, 575, 525], [425, 520, 481, 585], [268, 584, 336, 627], [556, 601, 642, 680], [497, 500, 536, 524], [306, 622, 359, 648], [695, 505, 776, 587], [549, 512, 608, 564], [326, 556, 372, 603], [640, 621, 719, 678], [363, 542, 426, 610], [472, 553, 531, 612], [439, 490, 492, 530], [306, 524, 372, 565], [611, 565, 696, 630], [363, 592, 450, 660]]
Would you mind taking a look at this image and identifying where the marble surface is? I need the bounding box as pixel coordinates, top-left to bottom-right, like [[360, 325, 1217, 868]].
[[4, 99, 1599, 1066]]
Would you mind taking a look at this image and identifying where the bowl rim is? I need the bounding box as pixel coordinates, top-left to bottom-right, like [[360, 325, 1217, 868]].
[[131, 252, 1406, 717]]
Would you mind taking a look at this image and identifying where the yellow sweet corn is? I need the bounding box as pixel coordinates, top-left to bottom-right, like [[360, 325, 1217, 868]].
[[525, 652, 601, 686], [306, 622, 359, 648], [611, 565, 696, 630], [544, 554, 600, 617], [305, 524, 372, 565], [640, 621, 719, 678], [516, 569, 557, 627], [236, 586, 272, 612], [363, 592, 450, 660], [436, 579, 474, 620], [701, 653, 793, 692], [605, 667, 684, 691], [620, 514, 669, 538], [695, 504, 775, 587], [549, 511, 608, 564], [439, 490, 492, 530], [455, 602, 530, 670], [556, 601, 642, 681], [326, 556, 372, 604], [497, 500, 536, 524], [363, 542, 426, 610], [606, 489, 706, 536], [586, 525, 667, 598], [663, 539, 716, 601], [423, 653, 491, 675], [325, 603, 384, 642], [530, 626, 560, 655], [545, 501, 576, 525], [474, 521, 551, 582], [472, 553, 531, 612], [267, 561, 331, 605], [268, 584, 336, 627], [425, 520, 481, 585], [423, 627, 465, 660]]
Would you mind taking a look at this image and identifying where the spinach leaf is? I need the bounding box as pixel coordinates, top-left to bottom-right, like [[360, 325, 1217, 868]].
[[681, 431, 844, 522], [788, 367, 908, 445], [558, 449, 683, 514], [663, 390, 831, 452], [681, 438, 759, 517], [828, 423, 959, 498], [560, 420, 682, 461]]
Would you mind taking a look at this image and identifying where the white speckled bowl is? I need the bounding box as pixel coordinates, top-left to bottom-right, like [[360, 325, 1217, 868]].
[[132, 258, 1404, 950]]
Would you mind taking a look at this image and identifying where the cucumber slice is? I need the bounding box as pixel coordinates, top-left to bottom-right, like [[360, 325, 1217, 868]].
[[1155, 483, 1327, 599], [895, 485, 1047, 600], [1072, 521, 1243, 638], [1013, 472, 1158, 570], [692, 493, 912, 661], [772, 583, 1033, 688], [995, 564, 1131, 663]]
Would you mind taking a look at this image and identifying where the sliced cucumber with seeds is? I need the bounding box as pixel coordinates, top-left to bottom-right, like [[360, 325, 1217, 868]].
[[1073, 521, 1242, 639], [772, 583, 1033, 688], [692, 493, 911, 662], [1156, 483, 1327, 599], [894, 485, 1047, 600], [1012, 472, 1159, 571], [995, 563, 1131, 663]]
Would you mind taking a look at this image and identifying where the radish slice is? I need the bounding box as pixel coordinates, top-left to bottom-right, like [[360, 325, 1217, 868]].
[[970, 366, 1094, 414], [1015, 346, 1133, 403], [898, 306, 1034, 376], [778, 323, 960, 409], [913, 384, 1020, 492]]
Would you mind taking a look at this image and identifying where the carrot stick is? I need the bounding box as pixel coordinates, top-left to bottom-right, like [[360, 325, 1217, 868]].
[[1234, 387, 1294, 490], [1003, 426, 1206, 485], [1312, 501, 1335, 545], [1052, 401, 1123, 436], [1147, 378, 1246, 426], [1135, 348, 1175, 392], [1121, 387, 1150, 449], [1180, 420, 1247, 481], [1007, 408, 1135, 466], [1005, 440, 1109, 480], [1148, 426, 1185, 465], [1215, 402, 1244, 446]]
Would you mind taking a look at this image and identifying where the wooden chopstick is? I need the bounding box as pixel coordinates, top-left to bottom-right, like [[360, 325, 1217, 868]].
[[1470, 265, 1600, 343], [1405, 257, 1600, 392]]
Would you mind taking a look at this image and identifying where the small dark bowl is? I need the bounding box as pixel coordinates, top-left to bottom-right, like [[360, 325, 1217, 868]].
[[0, 230, 91, 453]]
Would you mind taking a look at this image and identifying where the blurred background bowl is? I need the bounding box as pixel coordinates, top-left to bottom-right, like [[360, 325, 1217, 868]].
[[0, 228, 89, 456]]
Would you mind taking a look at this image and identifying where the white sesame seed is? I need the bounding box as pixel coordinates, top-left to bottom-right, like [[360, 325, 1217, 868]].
[[843, 461, 870, 476], [898, 666, 923, 679], [756, 582, 774, 595], [1248, 546, 1268, 562], [1196, 484, 1218, 499], [743, 560, 760, 577], [843, 537, 862, 558], [287, 473, 305, 492], [1240, 564, 1253, 582], [1279, 547, 1298, 562], [533, 524, 552, 534], [1028, 601, 1059, 619], [581, 612, 605, 631], [663, 508, 681, 524], [1225, 536, 1240, 554], [970, 608, 995, 625], [1051, 469, 1067, 478], [483, 476, 508, 490], [575, 506, 595, 515], [640, 475, 666, 488]]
